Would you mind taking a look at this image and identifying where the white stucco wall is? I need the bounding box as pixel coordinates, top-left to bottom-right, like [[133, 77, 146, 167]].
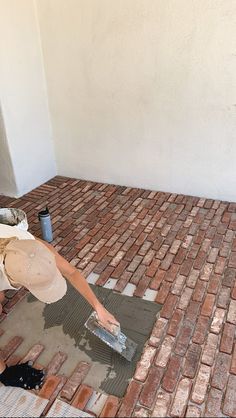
[[36, 0, 236, 201], [0, 105, 17, 196], [0, 0, 56, 197]]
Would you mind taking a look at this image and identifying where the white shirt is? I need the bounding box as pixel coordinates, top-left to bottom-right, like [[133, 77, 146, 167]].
[[0, 224, 35, 291]]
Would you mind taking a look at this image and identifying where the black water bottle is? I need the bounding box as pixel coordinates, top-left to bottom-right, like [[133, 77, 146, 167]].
[[38, 207, 53, 242]]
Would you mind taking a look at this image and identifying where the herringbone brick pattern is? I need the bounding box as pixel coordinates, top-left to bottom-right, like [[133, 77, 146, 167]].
[[0, 176, 236, 417]]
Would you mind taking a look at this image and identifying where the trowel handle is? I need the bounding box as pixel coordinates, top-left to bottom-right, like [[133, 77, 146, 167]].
[[93, 311, 120, 336]]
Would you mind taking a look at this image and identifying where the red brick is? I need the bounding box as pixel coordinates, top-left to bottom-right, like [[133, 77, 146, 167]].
[[82, 261, 97, 278], [151, 390, 171, 418], [211, 352, 231, 390], [192, 316, 209, 344], [169, 239, 181, 254], [138, 241, 152, 256], [174, 247, 187, 264], [191, 364, 211, 404], [162, 354, 182, 392], [146, 259, 161, 277], [214, 256, 226, 274], [41, 375, 67, 416], [193, 250, 207, 269], [155, 336, 175, 367], [75, 235, 91, 250], [130, 264, 147, 285], [178, 287, 193, 310], [100, 395, 120, 418], [212, 233, 223, 248], [6, 354, 21, 367], [124, 244, 139, 262], [60, 361, 91, 401], [201, 333, 218, 366], [156, 244, 169, 260], [167, 309, 184, 337], [188, 244, 200, 259], [46, 351, 67, 376], [150, 270, 165, 290], [201, 293, 215, 317], [72, 384, 93, 409], [40, 375, 63, 399], [93, 246, 110, 263], [77, 243, 93, 258], [96, 267, 114, 286], [207, 274, 220, 294], [200, 263, 213, 281], [182, 234, 193, 248], [192, 280, 207, 302], [205, 387, 223, 418], [111, 260, 129, 279], [160, 293, 178, 318], [207, 247, 219, 263], [160, 253, 174, 270], [186, 269, 199, 288], [232, 281, 236, 299], [183, 343, 201, 378], [174, 322, 193, 356], [185, 300, 200, 324], [231, 343, 236, 374], [219, 241, 231, 257], [139, 366, 164, 408], [171, 275, 185, 295], [210, 307, 225, 334], [114, 271, 132, 292], [165, 263, 179, 283], [0, 336, 23, 361], [132, 406, 150, 417], [223, 375, 236, 417], [217, 286, 231, 308], [170, 378, 192, 417], [227, 299, 236, 324], [223, 267, 236, 288], [127, 255, 143, 273], [117, 380, 142, 417], [134, 346, 156, 382], [186, 405, 201, 417], [149, 317, 168, 347], [228, 251, 236, 268], [220, 322, 235, 354], [179, 259, 193, 276], [20, 344, 44, 364], [3, 288, 28, 314], [134, 276, 151, 298], [94, 256, 112, 274], [121, 237, 135, 252]]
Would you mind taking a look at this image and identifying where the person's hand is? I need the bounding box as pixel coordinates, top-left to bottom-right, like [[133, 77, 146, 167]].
[[95, 303, 120, 334]]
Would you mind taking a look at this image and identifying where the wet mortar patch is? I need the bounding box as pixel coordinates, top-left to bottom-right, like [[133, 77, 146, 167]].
[[2, 284, 161, 397]]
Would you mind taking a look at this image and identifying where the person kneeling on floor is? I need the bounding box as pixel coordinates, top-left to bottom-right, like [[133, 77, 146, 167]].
[[0, 223, 118, 390]]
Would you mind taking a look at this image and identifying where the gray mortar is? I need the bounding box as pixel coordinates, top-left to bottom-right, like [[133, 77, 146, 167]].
[[0, 284, 161, 396]]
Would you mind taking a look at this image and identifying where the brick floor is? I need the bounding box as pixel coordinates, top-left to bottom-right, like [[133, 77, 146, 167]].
[[0, 176, 236, 417]]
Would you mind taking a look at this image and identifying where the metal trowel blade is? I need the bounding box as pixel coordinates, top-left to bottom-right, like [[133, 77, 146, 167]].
[[85, 312, 137, 361]]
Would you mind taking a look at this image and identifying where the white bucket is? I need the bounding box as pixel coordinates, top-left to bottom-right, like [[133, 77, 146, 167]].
[[0, 208, 28, 231]]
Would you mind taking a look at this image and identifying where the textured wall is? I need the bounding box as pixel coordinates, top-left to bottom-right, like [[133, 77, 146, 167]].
[[0, 0, 56, 197], [36, 0, 236, 201]]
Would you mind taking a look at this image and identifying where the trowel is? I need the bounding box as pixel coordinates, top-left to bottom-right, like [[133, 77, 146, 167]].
[[85, 311, 137, 361]]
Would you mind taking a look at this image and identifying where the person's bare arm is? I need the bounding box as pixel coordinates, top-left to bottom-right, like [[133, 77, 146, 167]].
[[36, 239, 119, 328]]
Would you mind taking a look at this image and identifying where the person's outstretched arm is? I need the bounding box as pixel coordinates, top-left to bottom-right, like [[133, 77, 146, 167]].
[[37, 239, 119, 329]]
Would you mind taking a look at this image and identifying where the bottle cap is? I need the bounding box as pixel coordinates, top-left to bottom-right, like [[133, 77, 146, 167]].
[[38, 207, 49, 219]]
